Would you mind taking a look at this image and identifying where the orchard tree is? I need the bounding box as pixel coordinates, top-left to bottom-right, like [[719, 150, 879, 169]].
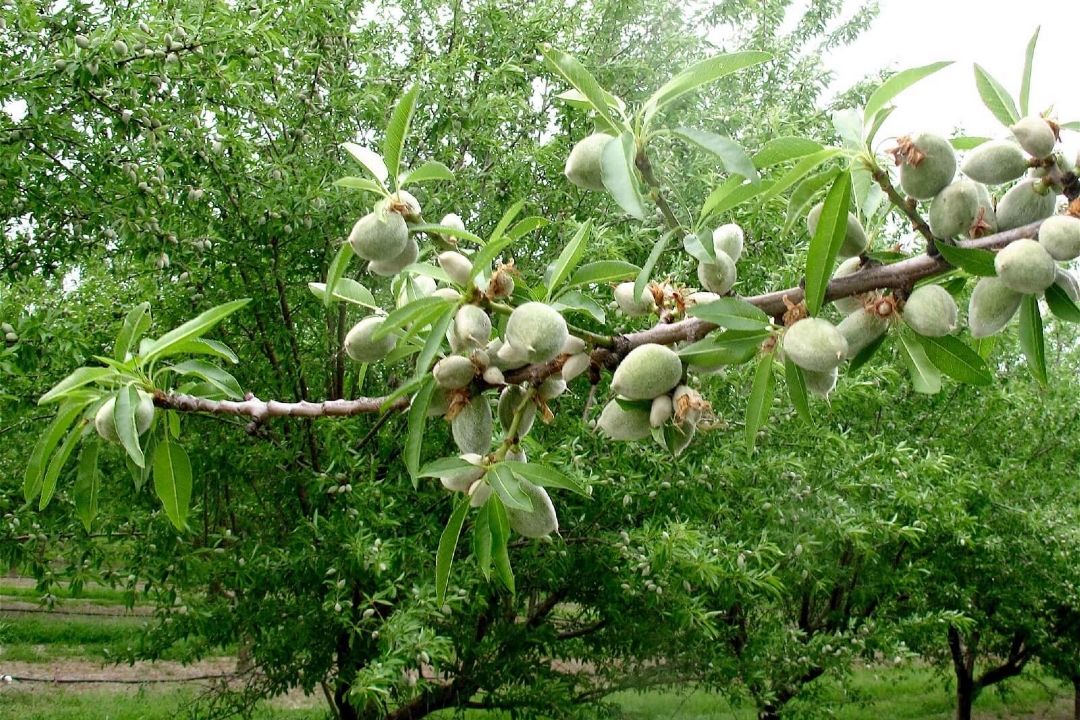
[[6, 1, 1080, 718]]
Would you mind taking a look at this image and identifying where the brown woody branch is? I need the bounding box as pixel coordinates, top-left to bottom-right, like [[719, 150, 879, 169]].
[[152, 219, 1048, 423]]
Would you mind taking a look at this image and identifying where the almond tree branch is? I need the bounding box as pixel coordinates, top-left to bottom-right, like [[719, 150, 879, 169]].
[[153, 219, 1049, 423]]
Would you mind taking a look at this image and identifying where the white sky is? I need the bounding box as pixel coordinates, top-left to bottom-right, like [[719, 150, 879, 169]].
[[825, 0, 1080, 156]]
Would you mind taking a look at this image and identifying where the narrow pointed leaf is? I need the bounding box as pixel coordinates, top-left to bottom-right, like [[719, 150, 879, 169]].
[[39, 423, 84, 510], [73, 442, 100, 531], [804, 171, 852, 316], [752, 137, 823, 169], [679, 329, 769, 367], [1018, 294, 1047, 384], [1020, 27, 1040, 116], [567, 260, 639, 288], [341, 143, 389, 186], [114, 385, 145, 468], [141, 299, 250, 362], [490, 497, 514, 594], [600, 132, 648, 219], [405, 376, 435, 484], [635, 230, 674, 303], [915, 334, 992, 386], [1045, 282, 1080, 322], [39, 367, 115, 405], [153, 440, 192, 530], [504, 461, 588, 497], [643, 51, 771, 125], [899, 330, 941, 394], [24, 401, 89, 501], [383, 84, 421, 189], [333, 176, 385, 194], [400, 160, 453, 186], [936, 243, 997, 276], [545, 221, 592, 300], [472, 502, 493, 580], [371, 297, 450, 341], [688, 297, 770, 330], [418, 456, 474, 479], [745, 353, 775, 452], [760, 148, 841, 203], [540, 45, 624, 134], [700, 178, 773, 221], [974, 64, 1020, 126], [673, 128, 759, 182], [114, 303, 152, 361], [864, 61, 953, 122], [416, 303, 454, 378], [489, 464, 532, 512], [324, 242, 353, 308], [435, 496, 470, 604], [168, 359, 244, 399], [784, 358, 812, 424]]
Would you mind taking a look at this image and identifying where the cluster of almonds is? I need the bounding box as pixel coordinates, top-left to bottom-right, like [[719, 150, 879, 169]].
[[2, 321, 17, 344]]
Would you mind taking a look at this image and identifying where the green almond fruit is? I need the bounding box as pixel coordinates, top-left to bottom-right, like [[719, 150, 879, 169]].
[[396, 276, 437, 308], [782, 318, 848, 373], [454, 304, 492, 349], [672, 384, 705, 427], [505, 480, 559, 538], [505, 302, 569, 364], [433, 355, 476, 390], [561, 352, 590, 382], [899, 133, 956, 200], [831, 256, 865, 316], [697, 251, 737, 295], [837, 307, 888, 356], [498, 385, 536, 437], [806, 203, 868, 257], [348, 211, 408, 262], [929, 180, 981, 239], [968, 276, 1023, 338], [712, 223, 745, 262], [994, 238, 1056, 294], [440, 457, 486, 493], [452, 395, 493, 455], [649, 395, 673, 428], [95, 391, 155, 444], [1038, 215, 1080, 261], [597, 399, 651, 441], [611, 344, 683, 400], [961, 140, 1028, 185], [565, 133, 615, 191], [1010, 116, 1056, 159], [902, 284, 958, 337], [1054, 270, 1080, 302], [368, 237, 418, 277], [803, 367, 838, 398], [614, 281, 654, 317], [437, 251, 473, 286], [997, 179, 1057, 231], [344, 316, 396, 363]]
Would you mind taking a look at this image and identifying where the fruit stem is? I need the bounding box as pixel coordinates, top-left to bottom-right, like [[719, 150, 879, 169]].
[[635, 148, 685, 233], [869, 163, 934, 245], [495, 387, 536, 459]]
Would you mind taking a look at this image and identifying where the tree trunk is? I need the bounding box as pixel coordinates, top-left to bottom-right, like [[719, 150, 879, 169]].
[[1073, 677, 1080, 720], [956, 678, 974, 720]]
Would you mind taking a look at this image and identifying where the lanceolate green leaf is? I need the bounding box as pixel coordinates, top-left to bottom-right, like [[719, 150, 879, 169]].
[[405, 376, 435, 485], [141, 299, 251, 363], [540, 45, 624, 135], [950, 136, 991, 151], [784, 358, 812, 424], [899, 330, 942, 394], [567, 260, 639, 288], [416, 303, 454, 378], [760, 148, 842, 203], [39, 423, 84, 510], [745, 352, 775, 452], [863, 61, 953, 123], [1045, 282, 1080, 323], [73, 442, 100, 531], [400, 160, 454, 186], [308, 278, 379, 309], [39, 367, 115, 405], [635, 230, 673, 304], [974, 64, 1020, 126], [1018, 294, 1048, 385], [152, 440, 192, 530], [935, 243, 997, 277], [1020, 27, 1040, 116], [688, 297, 770, 330], [436, 496, 470, 604], [804, 171, 852, 316], [168, 359, 243, 399], [545, 220, 592, 300], [678, 329, 769, 367], [323, 242, 353, 308], [472, 502, 493, 580], [24, 400, 89, 501], [915, 334, 993, 386], [600, 132, 648, 220], [371, 297, 450, 341], [504, 461, 588, 497], [333, 176, 385, 194], [752, 136, 823, 169], [114, 303, 152, 361], [341, 143, 389, 187], [673, 128, 759, 182], [406, 223, 484, 246], [489, 464, 532, 512], [419, 456, 474, 479], [700, 179, 774, 223], [468, 200, 525, 279], [784, 167, 840, 233], [384, 84, 421, 189], [114, 384, 146, 468], [848, 332, 888, 372], [490, 497, 514, 594], [643, 51, 771, 126]]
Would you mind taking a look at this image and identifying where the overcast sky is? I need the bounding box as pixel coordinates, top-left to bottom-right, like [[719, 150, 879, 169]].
[[823, 0, 1080, 156]]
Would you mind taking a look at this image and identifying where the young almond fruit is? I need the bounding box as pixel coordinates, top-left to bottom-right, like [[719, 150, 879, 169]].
[[968, 276, 1023, 338], [498, 385, 536, 436], [453, 305, 491, 349], [505, 302, 569, 364], [831, 257, 865, 316], [897, 133, 956, 199], [960, 140, 1029, 185], [649, 395, 674, 428], [565, 133, 615, 191], [803, 367, 838, 398], [440, 456, 486, 493], [611, 344, 683, 400], [697, 251, 737, 295], [437, 251, 473, 286], [368, 237, 418, 277], [349, 211, 408, 261], [433, 355, 476, 390], [1038, 215, 1080, 261], [1054, 270, 1080, 302], [994, 238, 1057, 294], [505, 480, 558, 538], [806, 203, 868, 257], [344, 316, 396, 363], [712, 223, 745, 262], [929, 180, 981, 239], [95, 391, 155, 443], [562, 352, 590, 382], [837, 307, 888, 356], [996, 179, 1057, 231], [902, 285, 958, 337], [452, 395, 493, 455], [614, 282, 654, 317], [597, 399, 651, 441], [782, 318, 848, 373], [1010, 116, 1057, 158]]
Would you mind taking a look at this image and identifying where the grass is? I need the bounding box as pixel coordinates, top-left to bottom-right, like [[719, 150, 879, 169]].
[[1, 582, 140, 606], [0, 688, 327, 720]]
